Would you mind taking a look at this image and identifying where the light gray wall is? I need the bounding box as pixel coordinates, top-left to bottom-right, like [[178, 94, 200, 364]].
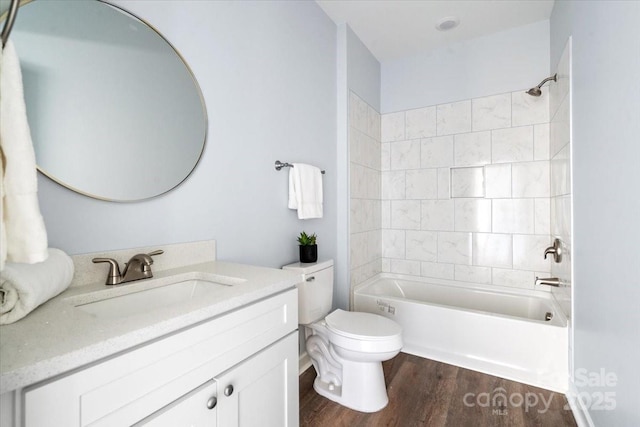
[[381, 20, 550, 113], [36, 1, 338, 272], [551, 1, 640, 426], [346, 25, 381, 112]]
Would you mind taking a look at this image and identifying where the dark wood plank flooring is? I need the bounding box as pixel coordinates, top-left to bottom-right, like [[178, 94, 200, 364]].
[[300, 352, 577, 427]]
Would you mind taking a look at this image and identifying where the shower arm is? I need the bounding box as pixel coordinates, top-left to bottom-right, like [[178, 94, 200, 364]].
[[535, 74, 557, 90]]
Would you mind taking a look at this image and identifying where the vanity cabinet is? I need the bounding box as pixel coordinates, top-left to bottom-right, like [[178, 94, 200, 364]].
[[15, 289, 298, 427]]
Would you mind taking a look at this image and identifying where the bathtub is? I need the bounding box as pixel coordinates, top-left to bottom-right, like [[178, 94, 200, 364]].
[[353, 274, 568, 392]]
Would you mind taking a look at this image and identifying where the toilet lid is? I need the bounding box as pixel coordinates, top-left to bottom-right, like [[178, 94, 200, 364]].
[[325, 309, 402, 340]]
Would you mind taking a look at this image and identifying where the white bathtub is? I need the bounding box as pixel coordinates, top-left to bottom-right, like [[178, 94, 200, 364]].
[[353, 274, 568, 392]]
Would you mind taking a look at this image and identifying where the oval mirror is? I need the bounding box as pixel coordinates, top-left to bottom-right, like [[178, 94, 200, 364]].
[[7, 0, 207, 201]]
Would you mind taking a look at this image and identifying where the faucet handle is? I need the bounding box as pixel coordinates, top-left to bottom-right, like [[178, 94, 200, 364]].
[[147, 250, 164, 257], [543, 238, 563, 263], [92, 258, 122, 285]]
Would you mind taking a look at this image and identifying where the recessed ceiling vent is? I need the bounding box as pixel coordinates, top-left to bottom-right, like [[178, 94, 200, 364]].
[[435, 16, 460, 32]]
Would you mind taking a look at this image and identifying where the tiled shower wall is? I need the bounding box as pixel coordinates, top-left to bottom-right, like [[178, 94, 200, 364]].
[[349, 92, 382, 289], [379, 89, 553, 291], [550, 40, 572, 317]]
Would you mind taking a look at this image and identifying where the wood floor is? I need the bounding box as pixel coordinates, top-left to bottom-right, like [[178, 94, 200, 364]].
[[299, 352, 577, 427]]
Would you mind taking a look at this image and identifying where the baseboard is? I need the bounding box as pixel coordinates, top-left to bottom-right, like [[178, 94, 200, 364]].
[[299, 351, 313, 376], [566, 381, 595, 427]]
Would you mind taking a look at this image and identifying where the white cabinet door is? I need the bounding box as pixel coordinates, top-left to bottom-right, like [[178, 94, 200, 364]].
[[135, 379, 217, 427], [216, 332, 299, 427]]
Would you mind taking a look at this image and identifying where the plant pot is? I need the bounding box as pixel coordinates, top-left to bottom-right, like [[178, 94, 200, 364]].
[[299, 245, 318, 263]]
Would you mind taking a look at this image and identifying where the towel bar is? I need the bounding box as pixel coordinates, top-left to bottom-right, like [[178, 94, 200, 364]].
[[275, 160, 325, 174]]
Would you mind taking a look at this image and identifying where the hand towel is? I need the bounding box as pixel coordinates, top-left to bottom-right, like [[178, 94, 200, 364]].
[[0, 40, 48, 270], [288, 163, 323, 219], [0, 248, 74, 325]]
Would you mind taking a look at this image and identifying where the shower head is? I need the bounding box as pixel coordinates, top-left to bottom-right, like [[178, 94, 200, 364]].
[[526, 74, 557, 96]]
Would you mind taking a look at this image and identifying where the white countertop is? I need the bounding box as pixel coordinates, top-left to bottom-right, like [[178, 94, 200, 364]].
[[0, 261, 302, 394]]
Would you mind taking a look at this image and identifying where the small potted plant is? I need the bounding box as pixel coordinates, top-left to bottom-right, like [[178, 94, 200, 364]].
[[297, 231, 317, 263]]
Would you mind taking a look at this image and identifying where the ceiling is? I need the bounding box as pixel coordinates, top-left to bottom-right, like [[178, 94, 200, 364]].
[[316, 0, 555, 62]]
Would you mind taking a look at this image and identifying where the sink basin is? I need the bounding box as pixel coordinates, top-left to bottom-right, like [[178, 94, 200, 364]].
[[73, 274, 244, 318]]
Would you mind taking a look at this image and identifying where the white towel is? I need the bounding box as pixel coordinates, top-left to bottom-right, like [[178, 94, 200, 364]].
[[0, 40, 48, 270], [288, 163, 323, 219], [0, 248, 74, 324]]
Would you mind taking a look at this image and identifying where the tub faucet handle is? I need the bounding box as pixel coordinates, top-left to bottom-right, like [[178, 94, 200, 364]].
[[543, 238, 563, 263]]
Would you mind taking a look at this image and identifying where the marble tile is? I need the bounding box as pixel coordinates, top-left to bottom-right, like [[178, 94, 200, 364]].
[[550, 95, 570, 158], [454, 199, 492, 232], [451, 167, 484, 198], [406, 106, 437, 139], [534, 198, 551, 235], [390, 259, 422, 276], [350, 199, 365, 233], [437, 168, 451, 199], [551, 195, 572, 238], [382, 171, 405, 200], [512, 161, 550, 198], [351, 164, 381, 200], [492, 268, 535, 289], [406, 230, 438, 262], [350, 231, 369, 268], [350, 199, 381, 233], [406, 169, 438, 199], [551, 144, 571, 197], [454, 131, 492, 166], [472, 233, 512, 268], [421, 200, 454, 231], [391, 200, 421, 230], [350, 163, 366, 199], [421, 136, 454, 168], [550, 38, 571, 119], [349, 92, 368, 134], [351, 165, 380, 200], [513, 234, 552, 272], [381, 112, 405, 142], [367, 104, 381, 141], [381, 143, 391, 171], [421, 261, 455, 280], [491, 126, 534, 163], [350, 129, 379, 170], [437, 232, 472, 265], [381, 200, 391, 228], [492, 199, 534, 234], [390, 140, 421, 170], [381, 258, 391, 272], [382, 229, 405, 259], [455, 265, 492, 284], [472, 93, 511, 131], [350, 259, 382, 288], [512, 87, 549, 126], [437, 100, 472, 136], [534, 123, 550, 161], [484, 164, 512, 198]]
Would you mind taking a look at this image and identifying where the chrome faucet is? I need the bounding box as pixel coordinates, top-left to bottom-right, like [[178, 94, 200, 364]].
[[92, 250, 164, 285], [535, 277, 563, 287], [543, 238, 563, 263]]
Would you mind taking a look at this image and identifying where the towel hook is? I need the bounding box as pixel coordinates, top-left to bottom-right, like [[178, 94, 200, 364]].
[[275, 160, 325, 174], [1, 0, 20, 48]]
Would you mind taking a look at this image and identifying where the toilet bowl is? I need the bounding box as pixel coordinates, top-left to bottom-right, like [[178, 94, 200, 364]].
[[283, 260, 403, 413]]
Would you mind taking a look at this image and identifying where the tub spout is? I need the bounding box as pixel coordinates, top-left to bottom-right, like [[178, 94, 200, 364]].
[[535, 277, 563, 287]]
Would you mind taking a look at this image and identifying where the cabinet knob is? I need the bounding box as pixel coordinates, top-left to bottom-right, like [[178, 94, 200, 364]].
[[206, 396, 217, 410], [224, 385, 234, 396]]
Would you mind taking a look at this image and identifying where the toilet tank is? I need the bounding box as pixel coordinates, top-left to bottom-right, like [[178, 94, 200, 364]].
[[282, 259, 334, 324]]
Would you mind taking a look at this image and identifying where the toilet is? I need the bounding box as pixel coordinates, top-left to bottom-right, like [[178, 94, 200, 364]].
[[283, 259, 402, 413]]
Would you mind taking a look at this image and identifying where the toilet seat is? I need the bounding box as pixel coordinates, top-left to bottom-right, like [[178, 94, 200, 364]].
[[326, 309, 402, 340], [324, 309, 403, 354]]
